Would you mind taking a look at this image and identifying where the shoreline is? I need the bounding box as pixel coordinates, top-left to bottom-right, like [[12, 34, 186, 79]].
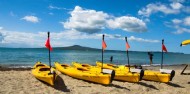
[[0, 63, 188, 71]]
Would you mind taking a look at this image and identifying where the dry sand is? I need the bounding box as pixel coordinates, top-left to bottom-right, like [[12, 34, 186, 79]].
[[0, 65, 190, 94]]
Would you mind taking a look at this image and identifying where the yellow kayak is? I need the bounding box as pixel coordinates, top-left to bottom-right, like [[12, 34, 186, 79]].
[[181, 39, 190, 46], [96, 61, 175, 83], [73, 62, 144, 83], [55, 62, 115, 85], [32, 62, 57, 85], [142, 69, 175, 82]]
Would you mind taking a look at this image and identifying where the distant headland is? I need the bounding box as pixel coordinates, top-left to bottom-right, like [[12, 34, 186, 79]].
[[0, 45, 184, 54]]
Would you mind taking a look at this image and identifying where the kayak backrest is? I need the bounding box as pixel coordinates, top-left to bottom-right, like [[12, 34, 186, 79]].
[[107, 64, 118, 68], [61, 64, 69, 68], [39, 68, 50, 71]]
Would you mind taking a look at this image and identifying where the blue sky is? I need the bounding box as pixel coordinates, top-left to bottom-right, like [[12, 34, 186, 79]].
[[0, 0, 190, 53]]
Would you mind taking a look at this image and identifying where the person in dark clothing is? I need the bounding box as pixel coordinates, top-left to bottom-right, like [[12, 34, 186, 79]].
[[148, 52, 153, 65], [110, 56, 113, 63]]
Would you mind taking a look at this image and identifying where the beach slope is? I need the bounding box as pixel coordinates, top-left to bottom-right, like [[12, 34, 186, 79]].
[[0, 65, 190, 94]]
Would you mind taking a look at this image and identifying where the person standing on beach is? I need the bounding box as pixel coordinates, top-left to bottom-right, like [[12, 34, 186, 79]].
[[148, 52, 153, 65], [110, 56, 113, 63]]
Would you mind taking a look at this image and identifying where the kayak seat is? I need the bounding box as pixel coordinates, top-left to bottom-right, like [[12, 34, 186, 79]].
[[39, 68, 50, 71], [82, 64, 90, 67], [113, 66, 118, 68], [61, 64, 69, 67], [61, 64, 70, 68], [77, 68, 89, 71], [107, 64, 114, 66], [36, 64, 46, 67]]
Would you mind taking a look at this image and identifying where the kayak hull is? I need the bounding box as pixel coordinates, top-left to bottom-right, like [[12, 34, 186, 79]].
[[73, 62, 142, 82], [96, 61, 175, 83], [32, 62, 57, 85], [55, 62, 114, 85], [143, 70, 173, 82]]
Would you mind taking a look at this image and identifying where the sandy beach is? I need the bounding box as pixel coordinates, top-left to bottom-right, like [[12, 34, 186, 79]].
[[0, 65, 190, 94]]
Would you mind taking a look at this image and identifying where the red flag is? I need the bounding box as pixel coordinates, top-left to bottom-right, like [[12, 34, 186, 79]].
[[126, 42, 130, 50], [45, 37, 52, 51], [162, 44, 167, 52], [102, 40, 107, 51]]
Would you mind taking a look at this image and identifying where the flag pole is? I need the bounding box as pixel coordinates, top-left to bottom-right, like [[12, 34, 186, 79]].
[[125, 37, 130, 71], [47, 32, 52, 69], [125, 37, 130, 66], [161, 39, 164, 69], [101, 34, 104, 73]]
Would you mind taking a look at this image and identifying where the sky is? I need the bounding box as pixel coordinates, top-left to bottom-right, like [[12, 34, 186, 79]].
[[0, 0, 190, 53]]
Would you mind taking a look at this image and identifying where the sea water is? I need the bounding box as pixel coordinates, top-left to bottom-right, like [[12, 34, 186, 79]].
[[0, 48, 190, 68]]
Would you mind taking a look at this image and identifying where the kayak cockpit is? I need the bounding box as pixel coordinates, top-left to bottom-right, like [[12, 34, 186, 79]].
[[36, 64, 46, 68], [61, 64, 70, 68], [39, 68, 50, 71], [77, 68, 89, 71], [82, 64, 90, 67]]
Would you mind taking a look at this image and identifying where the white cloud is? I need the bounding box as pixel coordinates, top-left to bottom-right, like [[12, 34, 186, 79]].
[[138, 3, 180, 17], [48, 5, 71, 11], [170, 2, 183, 9], [167, 17, 190, 34], [0, 32, 3, 42], [49, 5, 61, 10], [21, 16, 39, 23], [128, 36, 159, 43], [0, 30, 44, 47], [63, 6, 109, 34], [0, 30, 75, 47], [169, 0, 185, 3], [104, 34, 159, 43], [107, 16, 147, 32], [138, 1, 190, 17], [184, 16, 190, 26], [173, 26, 190, 34], [172, 19, 182, 24], [0, 28, 159, 47], [63, 6, 147, 33]]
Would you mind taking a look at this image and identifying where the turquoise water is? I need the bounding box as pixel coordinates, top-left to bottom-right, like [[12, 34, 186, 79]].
[[0, 48, 190, 68]]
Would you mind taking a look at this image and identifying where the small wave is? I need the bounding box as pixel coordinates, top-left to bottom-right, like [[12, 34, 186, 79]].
[[0, 64, 32, 68], [8, 66, 32, 68]]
